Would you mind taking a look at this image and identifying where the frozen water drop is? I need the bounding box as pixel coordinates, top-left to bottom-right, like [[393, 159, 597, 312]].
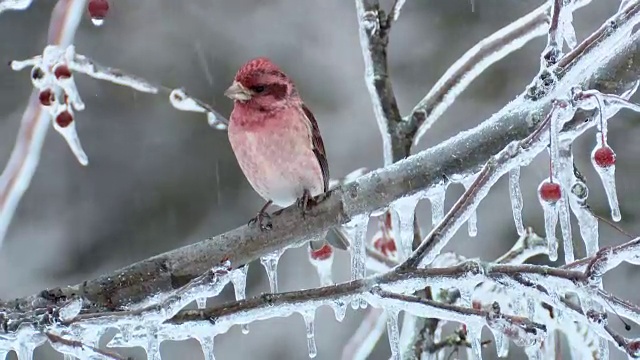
[[91, 18, 104, 26], [461, 176, 478, 237], [146, 327, 161, 360], [302, 312, 317, 358], [386, 310, 401, 360], [427, 187, 447, 226], [260, 250, 283, 293], [342, 213, 369, 309], [467, 325, 483, 360], [591, 143, 621, 222], [331, 299, 347, 322], [198, 336, 216, 360], [196, 297, 207, 309], [230, 265, 250, 333], [390, 193, 421, 259], [492, 329, 509, 358], [509, 167, 525, 236]]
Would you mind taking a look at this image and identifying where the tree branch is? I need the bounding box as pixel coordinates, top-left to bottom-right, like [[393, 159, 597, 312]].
[[2, 3, 639, 318]]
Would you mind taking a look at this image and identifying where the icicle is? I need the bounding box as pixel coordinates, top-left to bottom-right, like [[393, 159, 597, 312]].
[[537, 178, 560, 261], [524, 344, 542, 360], [146, 326, 161, 360], [492, 329, 509, 358], [196, 298, 207, 309], [231, 265, 250, 334], [556, 144, 575, 264], [302, 311, 318, 358], [52, 107, 89, 166], [198, 336, 216, 360], [598, 338, 609, 360], [559, 1, 577, 49], [386, 310, 401, 360], [427, 186, 447, 226], [461, 176, 478, 237], [342, 213, 369, 309], [63, 355, 74, 360], [541, 329, 556, 359], [260, 250, 283, 293], [527, 297, 536, 320], [591, 141, 620, 222], [467, 324, 483, 360], [391, 193, 421, 259], [331, 299, 348, 322], [568, 180, 599, 256], [16, 343, 34, 360], [508, 168, 525, 236]]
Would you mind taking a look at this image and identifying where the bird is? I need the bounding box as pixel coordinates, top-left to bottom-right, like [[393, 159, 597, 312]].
[[224, 57, 349, 251]]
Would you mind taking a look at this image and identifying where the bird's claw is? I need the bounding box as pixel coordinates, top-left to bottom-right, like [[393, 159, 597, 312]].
[[297, 189, 318, 219], [249, 201, 273, 230], [248, 211, 272, 230]]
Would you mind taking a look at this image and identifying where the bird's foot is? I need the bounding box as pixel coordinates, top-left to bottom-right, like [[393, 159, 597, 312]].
[[296, 189, 318, 219], [248, 201, 273, 230]]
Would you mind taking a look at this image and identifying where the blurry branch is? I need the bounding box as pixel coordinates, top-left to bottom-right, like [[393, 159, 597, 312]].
[[2, 0, 640, 320], [0, 0, 85, 247], [341, 308, 387, 360]]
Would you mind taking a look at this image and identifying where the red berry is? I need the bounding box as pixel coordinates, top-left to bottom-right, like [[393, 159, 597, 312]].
[[55, 111, 73, 128], [38, 89, 55, 106], [539, 181, 562, 203], [88, 0, 109, 19], [373, 237, 396, 256], [593, 146, 616, 168], [54, 64, 72, 79], [310, 244, 332, 261]]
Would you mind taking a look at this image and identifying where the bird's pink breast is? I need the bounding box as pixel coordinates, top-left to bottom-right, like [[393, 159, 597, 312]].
[[228, 105, 324, 208]]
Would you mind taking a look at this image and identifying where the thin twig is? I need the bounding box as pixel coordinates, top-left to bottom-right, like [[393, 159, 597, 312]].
[[0, 0, 85, 246], [45, 332, 130, 360]]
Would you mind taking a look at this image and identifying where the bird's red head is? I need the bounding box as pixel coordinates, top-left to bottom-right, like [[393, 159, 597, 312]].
[[224, 57, 298, 111]]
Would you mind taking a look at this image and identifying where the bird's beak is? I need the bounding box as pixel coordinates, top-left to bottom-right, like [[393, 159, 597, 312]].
[[224, 81, 252, 101]]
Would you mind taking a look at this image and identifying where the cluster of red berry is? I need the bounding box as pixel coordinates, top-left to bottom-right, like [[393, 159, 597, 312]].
[[37, 64, 74, 127]]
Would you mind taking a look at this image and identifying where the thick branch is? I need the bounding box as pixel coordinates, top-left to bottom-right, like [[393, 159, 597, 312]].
[[2, 10, 639, 315]]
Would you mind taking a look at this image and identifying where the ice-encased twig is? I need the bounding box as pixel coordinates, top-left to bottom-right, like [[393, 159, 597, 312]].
[[0, 0, 85, 247]]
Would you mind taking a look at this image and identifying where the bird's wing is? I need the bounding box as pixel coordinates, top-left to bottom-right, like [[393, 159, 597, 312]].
[[302, 104, 329, 192]]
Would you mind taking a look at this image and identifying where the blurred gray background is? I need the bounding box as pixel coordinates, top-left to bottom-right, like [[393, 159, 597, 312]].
[[0, 0, 638, 359]]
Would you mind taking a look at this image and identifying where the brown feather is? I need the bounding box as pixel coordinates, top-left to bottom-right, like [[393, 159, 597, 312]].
[[302, 104, 329, 192]]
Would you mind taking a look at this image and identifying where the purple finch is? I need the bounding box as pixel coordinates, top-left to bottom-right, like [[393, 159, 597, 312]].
[[225, 57, 348, 250]]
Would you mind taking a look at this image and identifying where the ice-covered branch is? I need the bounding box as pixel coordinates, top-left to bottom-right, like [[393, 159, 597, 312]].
[[2, 0, 638, 320], [403, 0, 594, 147], [0, 0, 32, 14], [45, 332, 129, 360], [355, 0, 405, 164], [0, 0, 85, 248]]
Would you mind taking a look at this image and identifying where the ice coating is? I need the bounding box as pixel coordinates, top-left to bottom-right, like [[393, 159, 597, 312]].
[[302, 311, 317, 358], [508, 167, 526, 236], [260, 250, 283, 293], [386, 310, 401, 360], [390, 193, 421, 259], [343, 213, 369, 309], [537, 178, 560, 261], [461, 176, 479, 237], [591, 140, 621, 222], [230, 265, 250, 334], [555, 143, 574, 263]]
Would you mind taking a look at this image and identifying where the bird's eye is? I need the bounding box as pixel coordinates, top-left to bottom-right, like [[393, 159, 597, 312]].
[[252, 85, 266, 93]]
